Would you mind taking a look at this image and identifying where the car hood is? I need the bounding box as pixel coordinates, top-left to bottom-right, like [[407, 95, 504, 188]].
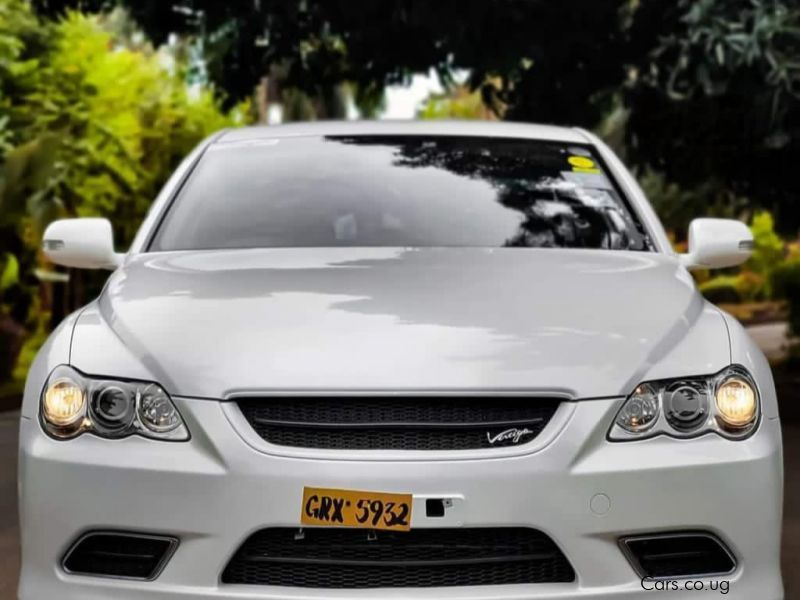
[[71, 248, 731, 399]]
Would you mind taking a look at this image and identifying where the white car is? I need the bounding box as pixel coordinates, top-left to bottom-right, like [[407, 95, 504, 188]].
[[19, 121, 783, 599]]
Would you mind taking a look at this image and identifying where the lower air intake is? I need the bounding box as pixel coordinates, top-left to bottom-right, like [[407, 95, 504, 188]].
[[222, 527, 575, 588], [620, 532, 736, 579], [62, 532, 177, 580]]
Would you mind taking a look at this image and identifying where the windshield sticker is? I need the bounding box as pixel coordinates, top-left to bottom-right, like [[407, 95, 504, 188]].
[[567, 156, 596, 169]]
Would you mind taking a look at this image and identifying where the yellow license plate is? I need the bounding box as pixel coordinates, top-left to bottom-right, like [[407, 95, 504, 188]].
[[300, 487, 413, 531]]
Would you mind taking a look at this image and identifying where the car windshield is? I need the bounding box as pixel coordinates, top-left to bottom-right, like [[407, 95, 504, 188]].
[[150, 135, 652, 251]]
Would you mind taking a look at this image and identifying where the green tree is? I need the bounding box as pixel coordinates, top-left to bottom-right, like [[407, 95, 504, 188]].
[[34, 0, 629, 122], [35, 0, 795, 230], [639, 170, 750, 236], [748, 211, 785, 292], [0, 0, 53, 379], [0, 0, 49, 152], [22, 11, 247, 244], [0, 6, 250, 381], [625, 0, 800, 232], [419, 85, 497, 120]]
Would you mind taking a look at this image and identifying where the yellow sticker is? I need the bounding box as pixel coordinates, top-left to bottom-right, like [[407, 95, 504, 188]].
[[568, 156, 596, 169], [572, 167, 601, 174]]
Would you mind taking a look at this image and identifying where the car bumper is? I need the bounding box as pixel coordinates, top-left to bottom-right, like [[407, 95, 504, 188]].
[[17, 397, 784, 600]]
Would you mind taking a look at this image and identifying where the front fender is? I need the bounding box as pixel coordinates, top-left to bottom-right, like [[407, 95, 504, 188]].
[[719, 311, 780, 420], [20, 309, 84, 420]]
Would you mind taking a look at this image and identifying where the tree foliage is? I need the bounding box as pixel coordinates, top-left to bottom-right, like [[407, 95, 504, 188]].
[[625, 0, 800, 232], [0, 0, 48, 152], [33, 0, 800, 230], [0, 4, 247, 363], [34, 0, 628, 124], [22, 11, 247, 242], [0, 0, 53, 326], [419, 85, 497, 121]]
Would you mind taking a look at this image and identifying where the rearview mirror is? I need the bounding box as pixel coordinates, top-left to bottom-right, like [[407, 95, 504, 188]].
[[680, 218, 753, 271], [42, 218, 123, 270]]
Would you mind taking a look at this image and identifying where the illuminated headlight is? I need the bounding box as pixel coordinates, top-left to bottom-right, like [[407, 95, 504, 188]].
[[715, 376, 757, 430], [609, 366, 759, 441], [40, 366, 189, 441], [42, 377, 86, 435]]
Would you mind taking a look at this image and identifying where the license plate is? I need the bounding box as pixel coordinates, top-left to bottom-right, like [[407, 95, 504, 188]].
[[300, 487, 413, 531]]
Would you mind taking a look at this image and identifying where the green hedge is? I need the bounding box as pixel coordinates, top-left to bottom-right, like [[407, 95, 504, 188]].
[[772, 260, 800, 335], [698, 275, 742, 304]]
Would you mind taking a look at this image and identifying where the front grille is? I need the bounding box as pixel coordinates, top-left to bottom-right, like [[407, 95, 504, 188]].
[[620, 533, 736, 579], [237, 396, 560, 450], [222, 527, 575, 588], [62, 532, 177, 580]]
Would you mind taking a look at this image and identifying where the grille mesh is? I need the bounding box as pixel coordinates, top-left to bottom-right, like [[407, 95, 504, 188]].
[[222, 527, 575, 588], [237, 397, 560, 450]]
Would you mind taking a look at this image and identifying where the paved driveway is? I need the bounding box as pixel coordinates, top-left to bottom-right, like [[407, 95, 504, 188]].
[[0, 411, 19, 600], [748, 322, 792, 362], [0, 411, 797, 599], [783, 423, 800, 599]]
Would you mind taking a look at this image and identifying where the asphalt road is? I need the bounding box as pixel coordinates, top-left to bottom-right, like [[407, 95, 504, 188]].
[[0, 412, 797, 599]]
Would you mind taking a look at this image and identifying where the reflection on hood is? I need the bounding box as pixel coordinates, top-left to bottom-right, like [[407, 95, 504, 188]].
[[70, 247, 728, 400]]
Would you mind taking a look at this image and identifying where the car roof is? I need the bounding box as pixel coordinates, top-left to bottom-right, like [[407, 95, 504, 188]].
[[216, 119, 591, 145]]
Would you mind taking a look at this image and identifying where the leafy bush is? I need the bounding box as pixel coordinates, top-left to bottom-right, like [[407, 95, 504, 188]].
[[419, 85, 498, 120], [0, 7, 251, 384], [699, 275, 742, 304], [745, 212, 784, 297], [0, 0, 48, 150], [699, 270, 772, 305], [23, 11, 249, 245], [735, 271, 767, 303], [639, 170, 749, 237], [694, 212, 785, 306], [772, 260, 800, 335]]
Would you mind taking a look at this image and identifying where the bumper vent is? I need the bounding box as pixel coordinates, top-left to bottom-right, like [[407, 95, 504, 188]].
[[222, 527, 575, 588], [237, 396, 560, 450], [62, 532, 177, 580], [621, 533, 736, 579]]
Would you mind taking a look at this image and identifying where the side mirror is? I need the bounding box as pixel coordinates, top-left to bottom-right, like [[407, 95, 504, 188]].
[[680, 218, 753, 271], [42, 218, 123, 270]]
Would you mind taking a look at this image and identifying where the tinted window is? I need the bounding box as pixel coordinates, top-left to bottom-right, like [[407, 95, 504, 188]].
[[150, 136, 652, 251]]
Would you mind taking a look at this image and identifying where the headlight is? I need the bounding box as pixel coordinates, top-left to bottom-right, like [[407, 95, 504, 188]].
[[42, 377, 86, 435], [608, 366, 759, 441], [41, 365, 189, 441], [614, 384, 659, 433], [663, 380, 709, 433], [715, 376, 757, 430]]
